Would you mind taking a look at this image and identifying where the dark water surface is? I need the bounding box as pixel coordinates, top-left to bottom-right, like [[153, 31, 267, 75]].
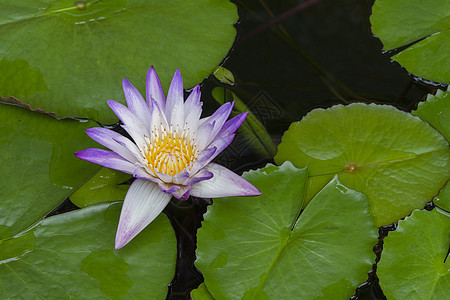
[[54, 0, 440, 299]]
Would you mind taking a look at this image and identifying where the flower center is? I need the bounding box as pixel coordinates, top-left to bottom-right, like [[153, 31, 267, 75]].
[[145, 126, 197, 177]]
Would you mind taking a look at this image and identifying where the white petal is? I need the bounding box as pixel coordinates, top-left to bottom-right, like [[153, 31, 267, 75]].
[[190, 163, 261, 198], [165, 69, 185, 128], [115, 179, 172, 249]]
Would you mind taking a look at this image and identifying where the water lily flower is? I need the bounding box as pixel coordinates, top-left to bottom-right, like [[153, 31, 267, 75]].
[[75, 67, 261, 249]]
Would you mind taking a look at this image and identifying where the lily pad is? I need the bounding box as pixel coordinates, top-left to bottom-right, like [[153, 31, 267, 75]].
[[275, 103, 450, 226], [412, 88, 450, 211], [0, 202, 177, 299], [0, 102, 100, 239], [370, 0, 450, 83], [412, 87, 450, 140], [0, 0, 238, 123], [377, 209, 450, 299], [71, 167, 132, 207], [196, 162, 378, 299]]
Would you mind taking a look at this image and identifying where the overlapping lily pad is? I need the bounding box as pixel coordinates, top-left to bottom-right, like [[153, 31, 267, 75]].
[[377, 209, 450, 299], [275, 103, 450, 226], [71, 167, 132, 207], [0, 0, 238, 123], [412, 88, 450, 212], [0, 202, 177, 298], [0, 102, 100, 239], [370, 0, 450, 83], [412, 87, 450, 140], [196, 162, 377, 299]]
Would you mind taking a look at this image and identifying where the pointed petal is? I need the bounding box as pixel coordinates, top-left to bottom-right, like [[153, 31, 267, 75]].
[[189, 147, 217, 175], [196, 102, 234, 148], [184, 85, 202, 137], [190, 133, 235, 175], [165, 70, 184, 127], [85, 127, 140, 163], [75, 148, 136, 174], [115, 179, 171, 249], [146, 66, 166, 110], [190, 163, 261, 198], [149, 99, 169, 138], [123, 79, 152, 130], [218, 112, 248, 137], [107, 100, 149, 148]]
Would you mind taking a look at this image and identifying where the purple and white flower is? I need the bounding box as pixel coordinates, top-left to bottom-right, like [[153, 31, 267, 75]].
[[75, 67, 261, 249]]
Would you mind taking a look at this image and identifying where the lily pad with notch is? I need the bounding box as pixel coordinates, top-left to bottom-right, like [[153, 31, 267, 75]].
[[0, 202, 177, 299], [370, 0, 450, 83], [275, 103, 450, 226], [196, 162, 378, 299]]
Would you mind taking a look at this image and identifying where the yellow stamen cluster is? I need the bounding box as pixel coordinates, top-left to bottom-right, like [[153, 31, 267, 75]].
[[145, 125, 197, 177]]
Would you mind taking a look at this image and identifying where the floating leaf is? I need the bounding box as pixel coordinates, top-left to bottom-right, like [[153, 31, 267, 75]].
[[275, 103, 450, 226], [211, 87, 277, 158], [377, 209, 450, 299], [0, 103, 100, 238], [196, 162, 377, 299], [412, 87, 450, 140], [370, 0, 450, 83], [191, 283, 215, 300], [71, 167, 132, 207], [0, 0, 238, 123], [0, 202, 176, 298], [412, 88, 450, 211], [213, 66, 235, 85]]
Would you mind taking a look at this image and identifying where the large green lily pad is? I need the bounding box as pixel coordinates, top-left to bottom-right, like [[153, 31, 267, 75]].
[[0, 0, 238, 123], [0, 202, 177, 299], [377, 209, 450, 299], [275, 103, 450, 227], [196, 162, 377, 299], [370, 0, 450, 83], [0, 102, 100, 239]]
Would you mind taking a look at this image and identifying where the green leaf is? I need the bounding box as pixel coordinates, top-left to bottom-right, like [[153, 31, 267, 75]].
[[0, 103, 100, 238], [212, 66, 235, 85], [196, 162, 378, 299], [412, 87, 450, 140], [275, 103, 450, 226], [370, 0, 450, 83], [392, 30, 450, 84], [377, 209, 450, 300], [412, 88, 450, 212], [191, 283, 215, 300], [71, 167, 132, 207], [211, 87, 277, 158], [0, 0, 238, 123], [0, 202, 177, 299]]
